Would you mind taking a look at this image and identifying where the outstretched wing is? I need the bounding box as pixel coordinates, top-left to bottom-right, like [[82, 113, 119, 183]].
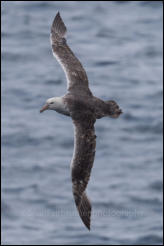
[[51, 12, 92, 96], [71, 110, 96, 230]]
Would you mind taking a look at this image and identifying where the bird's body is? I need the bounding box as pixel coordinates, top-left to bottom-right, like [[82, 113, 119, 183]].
[[46, 94, 121, 119], [40, 12, 122, 230]]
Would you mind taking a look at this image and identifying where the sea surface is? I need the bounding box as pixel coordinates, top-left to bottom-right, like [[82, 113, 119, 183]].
[[1, 1, 163, 245]]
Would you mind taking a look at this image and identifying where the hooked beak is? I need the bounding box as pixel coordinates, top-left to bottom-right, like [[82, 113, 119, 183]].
[[40, 104, 49, 113]]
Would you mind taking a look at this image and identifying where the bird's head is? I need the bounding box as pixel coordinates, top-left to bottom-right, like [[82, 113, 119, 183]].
[[40, 97, 59, 113]]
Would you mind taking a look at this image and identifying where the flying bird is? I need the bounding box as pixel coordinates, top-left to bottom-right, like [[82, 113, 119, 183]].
[[40, 12, 122, 230]]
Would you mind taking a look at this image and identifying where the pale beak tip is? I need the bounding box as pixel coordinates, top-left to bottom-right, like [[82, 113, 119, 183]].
[[40, 104, 49, 113]]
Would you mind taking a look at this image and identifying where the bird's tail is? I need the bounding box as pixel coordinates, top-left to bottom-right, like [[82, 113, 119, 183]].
[[105, 100, 122, 118], [74, 192, 91, 230], [51, 12, 67, 39]]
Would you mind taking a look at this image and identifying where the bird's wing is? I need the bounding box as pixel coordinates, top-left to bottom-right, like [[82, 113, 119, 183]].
[[70, 109, 96, 230], [50, 12, 92, 96]]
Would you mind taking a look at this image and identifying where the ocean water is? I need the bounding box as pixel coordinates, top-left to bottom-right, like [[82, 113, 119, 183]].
[[1, 1, 163, 245]]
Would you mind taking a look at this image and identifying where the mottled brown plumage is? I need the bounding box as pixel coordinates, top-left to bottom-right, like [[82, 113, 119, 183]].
[[40, 12, 122, 230], [51, 12, 92, 96], [71, 110, 96, 230]]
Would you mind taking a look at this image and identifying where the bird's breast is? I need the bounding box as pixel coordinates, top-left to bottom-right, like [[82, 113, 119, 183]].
[[55, 106, 70, 116]]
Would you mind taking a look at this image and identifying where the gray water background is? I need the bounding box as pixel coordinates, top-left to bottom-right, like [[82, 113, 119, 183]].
[[1, 1, 163, 245]]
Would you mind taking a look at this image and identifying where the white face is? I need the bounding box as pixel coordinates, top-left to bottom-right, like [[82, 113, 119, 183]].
[[46, 97, 56, 109], [40, 97, 56, 113], [40, 97, 64, 113]]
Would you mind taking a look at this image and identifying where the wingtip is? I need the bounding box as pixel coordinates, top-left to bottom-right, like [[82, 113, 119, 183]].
[[82, 215, 91, 231], [53, 11, 61, 23], [85, 220, 91, 231], [86, 222, 91, 231], [51, 11, 67, 38], [74, 192, 92, 231], [56, 11, 60, 17]]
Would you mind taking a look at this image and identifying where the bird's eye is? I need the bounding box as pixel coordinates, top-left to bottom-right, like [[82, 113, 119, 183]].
[[50, 102, 53, 104]]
